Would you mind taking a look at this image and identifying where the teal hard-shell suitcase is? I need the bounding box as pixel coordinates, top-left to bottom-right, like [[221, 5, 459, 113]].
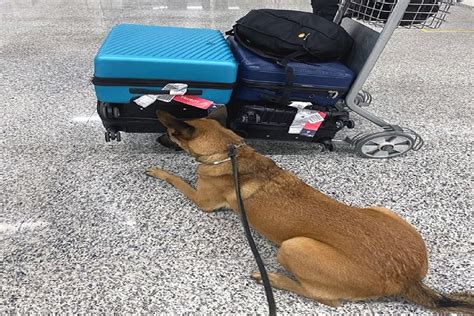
[[93, 24, 238, 104]]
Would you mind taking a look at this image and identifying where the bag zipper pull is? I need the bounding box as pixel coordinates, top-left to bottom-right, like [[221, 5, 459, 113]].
[[328, 90, 339, 99]]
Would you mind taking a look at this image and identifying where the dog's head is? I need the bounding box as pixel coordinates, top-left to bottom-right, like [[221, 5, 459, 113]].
[[156, 108, 243, 157]]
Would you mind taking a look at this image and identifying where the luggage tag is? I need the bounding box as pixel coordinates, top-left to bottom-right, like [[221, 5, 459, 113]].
[[287, 101, 313, 134], [287, 101, 327, 137], [134, 94, 159, 108], [133, 83, 188, 108], [157, 83, 188, 102], [173, 95, 214, 110], [288, 101, 313, 110], [299, 112, 327, 138]]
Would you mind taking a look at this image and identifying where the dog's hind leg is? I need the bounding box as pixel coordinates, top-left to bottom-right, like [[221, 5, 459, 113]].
[[251, 271, 341, 307], [146, 167, 228, 211], [253, 237, 392, 307]]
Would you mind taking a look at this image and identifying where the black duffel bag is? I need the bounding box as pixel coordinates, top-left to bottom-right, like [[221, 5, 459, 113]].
[[231, 9, 353, 63]]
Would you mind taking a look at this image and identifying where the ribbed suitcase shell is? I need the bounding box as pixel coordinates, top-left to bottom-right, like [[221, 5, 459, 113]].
[[94, 24, 238, 104], [227, 36, 354, 106]]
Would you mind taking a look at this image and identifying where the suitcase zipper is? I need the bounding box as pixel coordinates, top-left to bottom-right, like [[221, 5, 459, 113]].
[[239, 79, 341, 99], [92, 76, 235, 90]]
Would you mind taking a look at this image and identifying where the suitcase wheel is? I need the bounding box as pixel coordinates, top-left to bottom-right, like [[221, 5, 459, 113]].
[[346, 120, 355, 129], [322, 139, 335, 152], [105, 130, 121, 142], [99, 102, 120, 119], [336, 119, 355, 129], [105, 104, 120, 118], [112, 107, 120, 118]]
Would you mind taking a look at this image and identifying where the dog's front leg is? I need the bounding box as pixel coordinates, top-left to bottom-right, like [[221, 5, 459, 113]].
[[146, 167, 228, 212]]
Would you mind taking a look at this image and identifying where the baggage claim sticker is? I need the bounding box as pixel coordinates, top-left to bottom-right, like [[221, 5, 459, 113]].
[[299, 112, 327, 137], [173, 95, 214, 110]]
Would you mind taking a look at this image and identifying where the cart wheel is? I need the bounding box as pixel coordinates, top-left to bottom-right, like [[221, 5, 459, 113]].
[[104, 131, 111, 142], [355, 131, 414, 159]]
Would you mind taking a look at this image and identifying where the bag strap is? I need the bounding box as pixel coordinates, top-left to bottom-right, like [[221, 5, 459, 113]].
[[276, 49, 308, 105]]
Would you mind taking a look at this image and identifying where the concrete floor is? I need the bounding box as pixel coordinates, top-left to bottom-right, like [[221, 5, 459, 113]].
[[1, 0, 473, 314]]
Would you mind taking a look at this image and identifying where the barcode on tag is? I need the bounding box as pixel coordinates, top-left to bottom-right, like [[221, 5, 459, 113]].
[[308, 112, 325, 124]]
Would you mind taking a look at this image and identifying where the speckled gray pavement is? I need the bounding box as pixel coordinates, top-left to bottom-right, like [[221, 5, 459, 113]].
[[1, 0, 473, 314]]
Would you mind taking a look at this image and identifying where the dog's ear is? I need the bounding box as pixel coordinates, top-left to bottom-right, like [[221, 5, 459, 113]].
[[207, 106, 227, 127], [156, 110, 195, 139]]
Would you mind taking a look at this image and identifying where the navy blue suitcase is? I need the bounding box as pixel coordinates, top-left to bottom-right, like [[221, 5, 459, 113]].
[[227, 36, 355, 106]]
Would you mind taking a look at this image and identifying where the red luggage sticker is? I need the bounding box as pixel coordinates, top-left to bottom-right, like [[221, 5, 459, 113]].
[[300, 111, 327, 137], [174, 95, 214, 109]]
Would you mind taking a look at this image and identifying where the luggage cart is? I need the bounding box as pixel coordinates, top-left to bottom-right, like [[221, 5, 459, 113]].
[[93, 1, 454, 160], [331, 0, 453, 158]]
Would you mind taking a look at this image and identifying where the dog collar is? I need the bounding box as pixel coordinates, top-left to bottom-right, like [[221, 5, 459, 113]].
[[197, 143, 246, 165]]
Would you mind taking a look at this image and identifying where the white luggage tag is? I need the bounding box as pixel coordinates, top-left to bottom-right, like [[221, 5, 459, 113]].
[[134, 94, 159, 108], [157, 83, 188, 102], [287, 101, 314, 134], [133, 83, 188, 108], [288, 101, 313, 110]]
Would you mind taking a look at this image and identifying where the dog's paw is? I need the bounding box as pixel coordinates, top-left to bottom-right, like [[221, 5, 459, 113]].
[[252, 271, 288, 287], [251, 272, 264, 284], [145, 167, 170, 180]]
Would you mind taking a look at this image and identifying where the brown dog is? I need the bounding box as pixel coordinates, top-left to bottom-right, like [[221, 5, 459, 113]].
[[146, 110, 473, 313]]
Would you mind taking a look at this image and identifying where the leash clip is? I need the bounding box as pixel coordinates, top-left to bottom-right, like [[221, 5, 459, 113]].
[[228, 144, 238, 158]]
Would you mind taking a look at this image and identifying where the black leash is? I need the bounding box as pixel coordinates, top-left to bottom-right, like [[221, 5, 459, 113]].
[[228, 144, 277, 316]]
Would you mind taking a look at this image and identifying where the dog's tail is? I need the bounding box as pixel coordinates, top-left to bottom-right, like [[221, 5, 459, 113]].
[[402, 281, 474, 313]]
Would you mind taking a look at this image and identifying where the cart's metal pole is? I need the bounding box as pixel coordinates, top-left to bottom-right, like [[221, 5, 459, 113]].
[[334, 0, 350, 24], [344, 0, 412, 128]]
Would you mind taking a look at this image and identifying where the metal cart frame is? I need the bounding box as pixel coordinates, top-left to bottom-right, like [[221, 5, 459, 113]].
[[330, 0, 453, 158]]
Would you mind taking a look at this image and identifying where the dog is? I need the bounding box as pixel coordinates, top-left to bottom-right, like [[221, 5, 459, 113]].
[[146, 109, 473, 313]]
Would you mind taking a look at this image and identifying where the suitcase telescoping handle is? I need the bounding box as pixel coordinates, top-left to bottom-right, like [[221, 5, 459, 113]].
[[129, 88, 203, 95]]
